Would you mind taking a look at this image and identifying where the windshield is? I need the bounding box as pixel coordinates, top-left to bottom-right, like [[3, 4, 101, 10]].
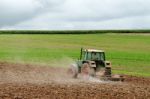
[[84, 52, 105, 61]]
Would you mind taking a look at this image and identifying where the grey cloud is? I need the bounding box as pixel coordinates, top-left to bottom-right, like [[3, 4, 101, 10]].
[[61, 0, 150, 22], [0, 0, 42, 26], [1, 0, 150, 29], [0, 0, 63, 27], [4, 15, 150, 30]]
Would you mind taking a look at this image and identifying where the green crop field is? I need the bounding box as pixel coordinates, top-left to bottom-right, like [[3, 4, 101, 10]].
[[0, 33, 150, 77]]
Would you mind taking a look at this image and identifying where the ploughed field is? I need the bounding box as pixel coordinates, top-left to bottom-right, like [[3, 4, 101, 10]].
[[0, 62, 150, 99]]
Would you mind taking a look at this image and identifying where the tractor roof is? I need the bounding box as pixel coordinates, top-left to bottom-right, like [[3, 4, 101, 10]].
[[84, 49, 104, 52]]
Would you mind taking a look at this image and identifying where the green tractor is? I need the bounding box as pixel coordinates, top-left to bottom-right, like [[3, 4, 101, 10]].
[[68, 48, 123, 81]]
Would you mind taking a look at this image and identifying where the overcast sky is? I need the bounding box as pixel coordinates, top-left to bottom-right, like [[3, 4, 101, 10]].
[[0, 0, 150, 30]]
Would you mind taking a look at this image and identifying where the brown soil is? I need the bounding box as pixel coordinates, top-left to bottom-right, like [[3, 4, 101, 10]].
[[0, 61, 150, 99]]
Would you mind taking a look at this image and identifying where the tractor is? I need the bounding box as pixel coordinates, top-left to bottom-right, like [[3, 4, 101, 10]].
[[68, 48, 124, 81]]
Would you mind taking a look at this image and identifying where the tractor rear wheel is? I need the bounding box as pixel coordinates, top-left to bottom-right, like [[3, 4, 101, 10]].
[[81, 63, 96, 77], [89, 68, 96, 77], [81, 63, 90, 76], [105, 67, 111, 77], [67, 64, 78, 78]]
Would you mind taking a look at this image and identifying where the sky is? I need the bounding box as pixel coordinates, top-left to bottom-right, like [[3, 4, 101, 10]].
[[0, 0, 150, 30]]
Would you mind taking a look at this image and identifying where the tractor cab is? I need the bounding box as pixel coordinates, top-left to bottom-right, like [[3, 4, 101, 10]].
[[79, 49, 107, 68], [82, 49, 105, 61]]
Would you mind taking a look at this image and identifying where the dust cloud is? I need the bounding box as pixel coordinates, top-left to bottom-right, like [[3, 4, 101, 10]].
[[0, 58, 106, 84]]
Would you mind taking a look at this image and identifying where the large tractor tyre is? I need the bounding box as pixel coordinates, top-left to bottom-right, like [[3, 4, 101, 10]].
[[105, 67, 111, 77], [89, 68, 96, 77], [67, 64, 78, 78], [81, 63, 91, 76]]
